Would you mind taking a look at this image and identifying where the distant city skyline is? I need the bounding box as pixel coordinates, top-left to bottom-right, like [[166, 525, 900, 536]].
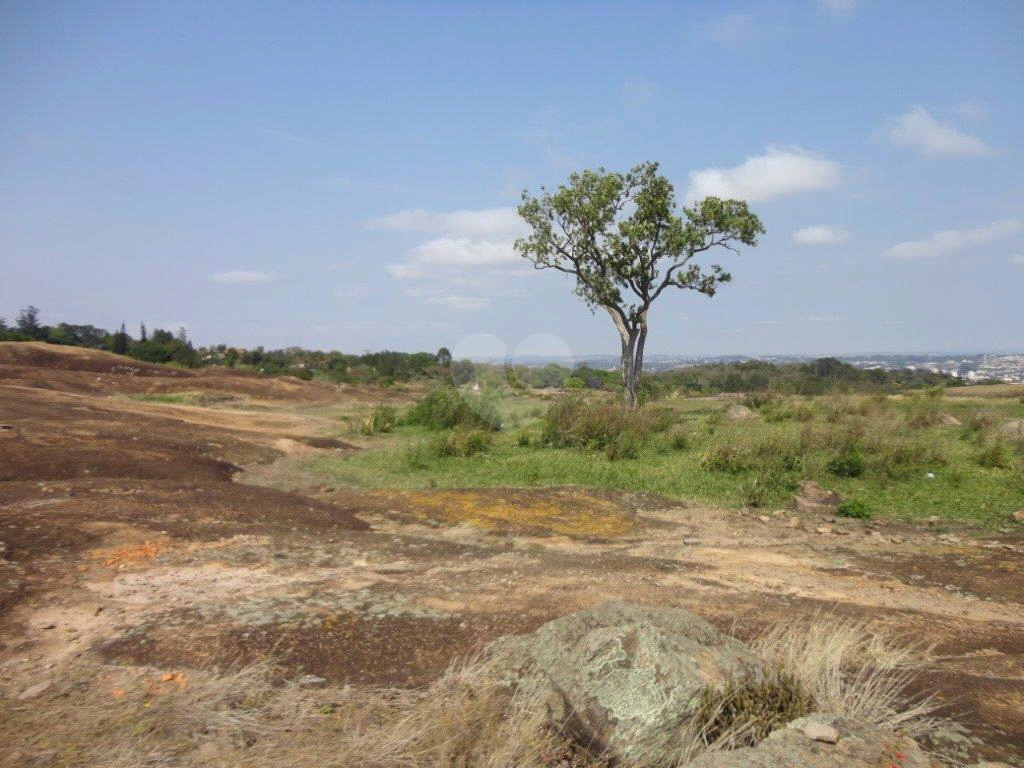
[[2, 1, 1022, 356]]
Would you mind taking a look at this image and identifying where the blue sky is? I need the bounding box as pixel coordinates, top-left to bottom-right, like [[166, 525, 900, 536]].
[[2, 1, 1022, 360]]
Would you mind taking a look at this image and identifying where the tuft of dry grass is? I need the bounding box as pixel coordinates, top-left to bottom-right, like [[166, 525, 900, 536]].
[[670, 617, 937, 764]]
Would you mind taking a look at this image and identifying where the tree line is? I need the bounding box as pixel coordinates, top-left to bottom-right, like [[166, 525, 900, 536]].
[[1, 305, 962, 393]]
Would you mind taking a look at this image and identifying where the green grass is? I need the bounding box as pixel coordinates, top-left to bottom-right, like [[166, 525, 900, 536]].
[[305, 389, 1024, 528]]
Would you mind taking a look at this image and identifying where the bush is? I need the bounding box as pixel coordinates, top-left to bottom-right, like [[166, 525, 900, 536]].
[[406, 387, 501, 431], [605, 428, 643, 460], [978, 440, 1015, 470], [837, 499, 871, 519], [664, 425, 691, 451], [905, 387, 945, 428], [541, 397, 672, 451], [359, 405, 397, 434], [564, 377, 586, 389], [827, 448, 866, 478], [433, 427, 494, 457]]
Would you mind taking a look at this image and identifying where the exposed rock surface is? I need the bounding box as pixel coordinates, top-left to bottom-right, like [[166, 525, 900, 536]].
[[1001, 419, 1024, 438], [683, 713, 931, 768], [723, 404, 760, 422], [791, 480, 844, 515], [489, 601, 764, 768]]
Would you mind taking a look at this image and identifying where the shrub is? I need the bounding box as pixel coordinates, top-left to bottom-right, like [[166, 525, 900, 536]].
[[837, 499, 872, 519], [978, 440, 1015, 470], [515, 431, 532, 448], [564, 376, 586, 389], [433, 427, 494, 457], [664, 425, 691, 451], [905, 387, 945, 428], [406, 387, 500, 431], [360, 405, 397, 434], [827, 448, 866, 478], [541, 397, 672, 451], [605, 428, 643, 460]]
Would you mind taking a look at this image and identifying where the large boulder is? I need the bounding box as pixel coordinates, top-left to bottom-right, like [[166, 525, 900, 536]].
[[683, 713, 931, 768], [488, 601, 765, 767], [791, 480, 843, 515]]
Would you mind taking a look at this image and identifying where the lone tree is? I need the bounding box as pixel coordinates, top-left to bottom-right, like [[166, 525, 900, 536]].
[[516, 162, 764, 407]]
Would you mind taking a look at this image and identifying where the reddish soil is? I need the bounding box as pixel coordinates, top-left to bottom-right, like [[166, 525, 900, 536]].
[[2, 342, 1023, 766]]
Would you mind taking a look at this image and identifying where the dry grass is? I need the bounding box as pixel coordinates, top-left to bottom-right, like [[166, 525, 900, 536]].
[[4, 619, 937, 768], [670, 617, 937, 764], [2, 657, 562, 768]]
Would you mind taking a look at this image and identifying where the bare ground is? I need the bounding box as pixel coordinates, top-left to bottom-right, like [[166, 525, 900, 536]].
[[1, 343, 1023, 766]]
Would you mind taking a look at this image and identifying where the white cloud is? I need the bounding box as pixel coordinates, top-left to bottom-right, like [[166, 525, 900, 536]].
[[367, 207, 525, 240], [791, 226, 851, 245], [386, 238, 520, 280], [405, 288, 488, 311], [705, 13, 754, 49], [873, 107, 992, 156], [818, 0, 859, 16], [885, 218, 1022, 259], [686, 147, 841, 203], [1010, 254, 1024, 266], [210, 270, 272, 284]]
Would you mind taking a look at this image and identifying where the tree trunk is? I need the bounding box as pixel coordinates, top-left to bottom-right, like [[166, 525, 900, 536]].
[[608, 308, 647, 409]]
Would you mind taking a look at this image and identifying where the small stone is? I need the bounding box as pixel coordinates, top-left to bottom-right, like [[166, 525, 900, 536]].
[[298, 674, 327, 689], [682, 538, 701, 546], [786, 517, 800, 528], [927, 515, 942, 526], [18, 680, 52, 700], [1012, 509, 1024, 522], [802, 721, 839, 743], [816, 526, 832, 535], [757, 515, 771, 523]]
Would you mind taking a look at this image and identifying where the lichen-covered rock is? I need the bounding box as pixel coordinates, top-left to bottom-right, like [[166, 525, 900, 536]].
[[488, 601, 764, 768], [683, 713, 932, 768]]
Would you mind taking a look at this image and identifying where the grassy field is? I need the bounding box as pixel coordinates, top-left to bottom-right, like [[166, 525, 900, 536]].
[[301, 386, 1024, 528]]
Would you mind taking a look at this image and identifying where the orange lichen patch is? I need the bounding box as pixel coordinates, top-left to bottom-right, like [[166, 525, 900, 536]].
[[385, 488, 637, 539], [93, 542, 165, 568]]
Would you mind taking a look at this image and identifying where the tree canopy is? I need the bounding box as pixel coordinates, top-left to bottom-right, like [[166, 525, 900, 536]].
[[516, 161, 764, 406]]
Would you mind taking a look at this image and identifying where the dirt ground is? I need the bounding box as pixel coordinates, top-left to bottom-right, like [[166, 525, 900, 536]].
[[2, 343, 1023, 766]]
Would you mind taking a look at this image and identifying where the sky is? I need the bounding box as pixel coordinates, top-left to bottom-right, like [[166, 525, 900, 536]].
[[2, 0, 1023, 362]]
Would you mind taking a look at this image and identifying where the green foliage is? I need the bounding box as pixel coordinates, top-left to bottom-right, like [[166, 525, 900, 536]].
[[406, 387, 501, 431], [827, 448, 867, 478], [356, 405, 397, 435], [978, 440, 1016, 470], [541, 397, 673, 451], [564, 376, 586, 389], [432, 428, 494, 458], [905, 387, 945, 428], [837, 499, 872, 519], [516, 162, 763, 406]]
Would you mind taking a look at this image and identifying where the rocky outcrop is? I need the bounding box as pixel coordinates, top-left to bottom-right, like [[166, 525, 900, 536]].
[[683, 713, 931, 768], [791, 480, 843, 515], [488, 601, 765, 768], [723, 404, 760, 422]]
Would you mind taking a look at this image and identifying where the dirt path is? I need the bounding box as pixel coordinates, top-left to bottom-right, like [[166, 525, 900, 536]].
[[2, 358, 1023, 765]]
